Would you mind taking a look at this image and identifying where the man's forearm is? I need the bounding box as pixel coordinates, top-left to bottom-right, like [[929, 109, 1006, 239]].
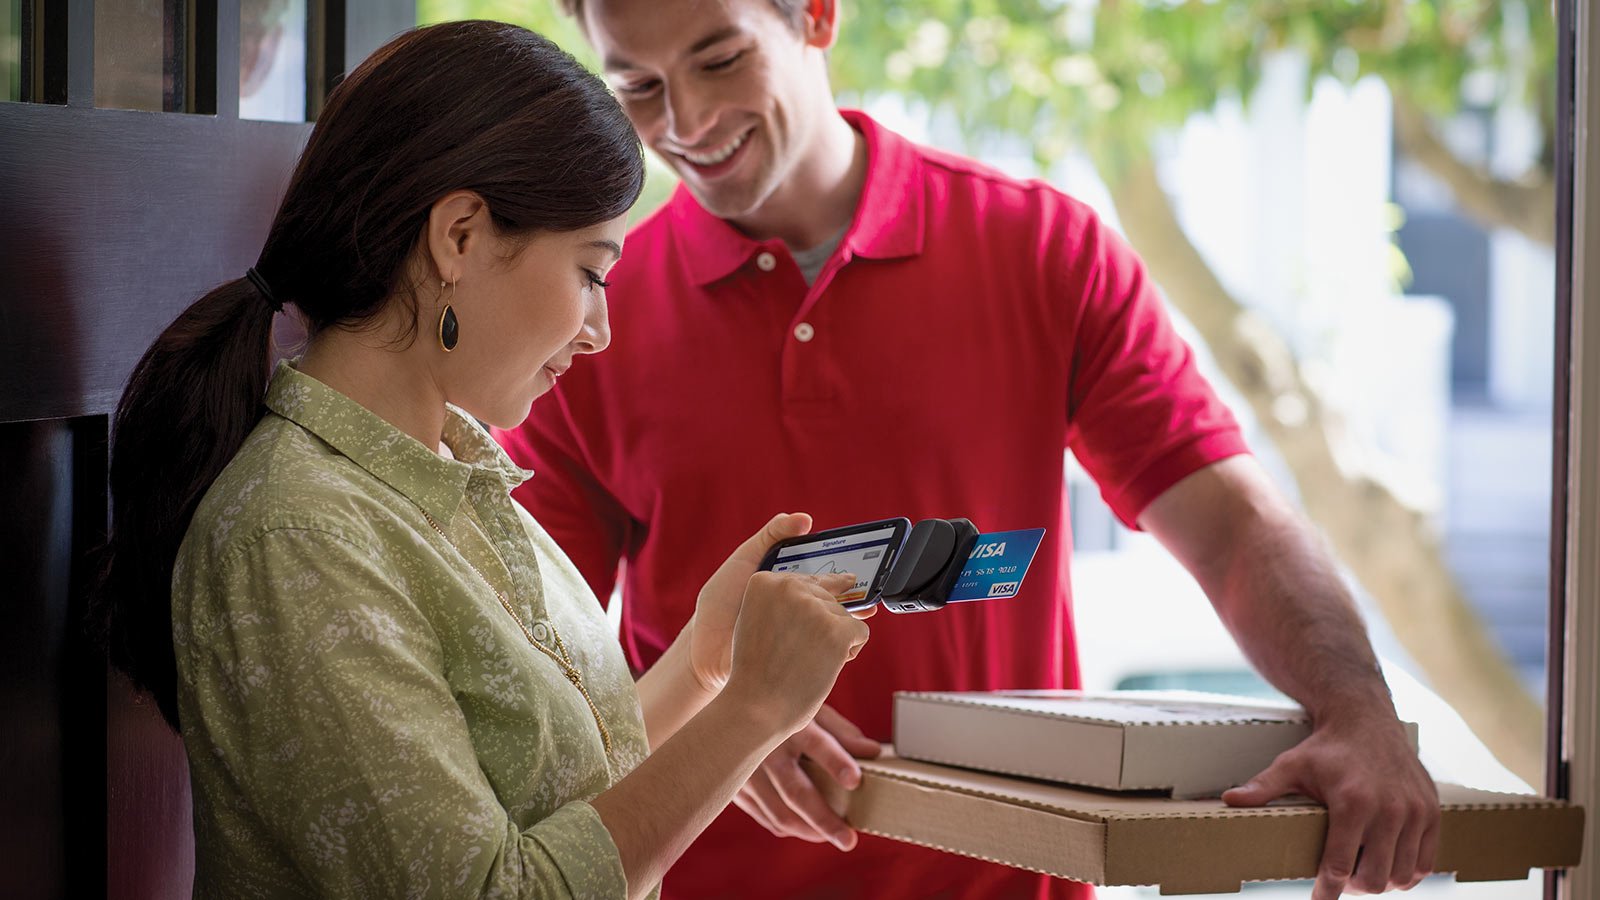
[[1145, 458, 1440, 898], [1209, 506, 1394, 721], [1141, 457, 1396, 724]]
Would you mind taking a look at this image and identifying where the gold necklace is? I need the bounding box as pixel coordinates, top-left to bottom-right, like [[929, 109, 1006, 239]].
[[420, 509, 614, 757]]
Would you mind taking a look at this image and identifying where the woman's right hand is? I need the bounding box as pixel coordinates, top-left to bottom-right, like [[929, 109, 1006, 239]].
[[721, 572, 872, 738]]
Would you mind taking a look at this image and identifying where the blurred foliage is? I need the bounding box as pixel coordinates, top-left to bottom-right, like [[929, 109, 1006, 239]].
[[419, 0, 588, 61], [419, 0, 1555, 199], [416, 0, 684, 217], [832, 0, 1555, 180]]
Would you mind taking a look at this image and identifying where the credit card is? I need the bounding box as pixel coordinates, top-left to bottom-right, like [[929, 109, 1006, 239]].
[[947, 528, 1047, 602]]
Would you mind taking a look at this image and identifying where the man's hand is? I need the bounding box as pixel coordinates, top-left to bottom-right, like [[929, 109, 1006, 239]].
[[1223, 710, 1439, 898], [1143, 458, 1440, 897], [733, 704, 882, 851]]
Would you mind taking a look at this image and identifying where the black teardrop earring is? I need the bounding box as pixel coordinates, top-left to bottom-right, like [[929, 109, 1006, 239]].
[[438, 279, 459, 352]]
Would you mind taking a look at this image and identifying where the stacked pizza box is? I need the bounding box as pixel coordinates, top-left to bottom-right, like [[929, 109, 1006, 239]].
[[893, 689, 1381, 799], [801, 690, 1586, 894]]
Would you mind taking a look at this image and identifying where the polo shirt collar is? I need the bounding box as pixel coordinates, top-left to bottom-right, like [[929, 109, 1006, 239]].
[[264, 361, 532, 526], [670, 109, 926, 288], [838, 109, 926, 263]]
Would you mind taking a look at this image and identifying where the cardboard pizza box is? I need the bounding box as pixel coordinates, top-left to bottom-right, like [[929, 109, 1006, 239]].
[[810, 749, 1586, 895], [894, 689, 1419, 799]]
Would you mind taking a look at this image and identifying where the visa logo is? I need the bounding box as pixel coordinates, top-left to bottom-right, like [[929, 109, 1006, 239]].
[[987, 581, 1019, 597], [969, 542, 1007, 560]]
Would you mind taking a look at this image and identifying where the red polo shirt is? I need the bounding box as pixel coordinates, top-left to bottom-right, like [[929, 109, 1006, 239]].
[[496, 111, 1247, 900]]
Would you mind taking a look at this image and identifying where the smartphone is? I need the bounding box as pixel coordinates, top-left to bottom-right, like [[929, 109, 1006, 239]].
[[757, 517, 912, 611]]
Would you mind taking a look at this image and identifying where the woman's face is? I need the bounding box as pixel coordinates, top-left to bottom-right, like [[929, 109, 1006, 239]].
[[442, 214, 626, 430]]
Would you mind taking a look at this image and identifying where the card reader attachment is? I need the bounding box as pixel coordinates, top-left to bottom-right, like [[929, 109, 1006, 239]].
[[877, 517, 980, 613]]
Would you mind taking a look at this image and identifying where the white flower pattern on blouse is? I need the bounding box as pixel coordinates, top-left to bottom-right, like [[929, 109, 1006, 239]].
[[172, 361, 652, 899]]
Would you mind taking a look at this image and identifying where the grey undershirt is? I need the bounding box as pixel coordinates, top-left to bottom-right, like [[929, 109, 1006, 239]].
[[788, 225, 848, 286]]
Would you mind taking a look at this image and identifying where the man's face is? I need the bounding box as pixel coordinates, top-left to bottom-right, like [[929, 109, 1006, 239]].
[[583, 0, 832, 221]]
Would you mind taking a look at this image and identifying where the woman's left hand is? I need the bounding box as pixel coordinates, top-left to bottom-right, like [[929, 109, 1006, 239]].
[[687, 513, 815, 693]]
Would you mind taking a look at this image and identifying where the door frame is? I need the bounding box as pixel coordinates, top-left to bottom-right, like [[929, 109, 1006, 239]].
[[1553, 0, 1598, 895]]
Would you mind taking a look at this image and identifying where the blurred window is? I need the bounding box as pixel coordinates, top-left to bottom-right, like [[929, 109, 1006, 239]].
[[94, 0, 181, 112], [240, 0, 305, 122], [2, 0, 19, 103]]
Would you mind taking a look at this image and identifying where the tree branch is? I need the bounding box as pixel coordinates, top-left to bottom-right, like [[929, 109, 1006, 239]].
[[1392, 95, 1556, 247], [1100, 153, 1546, 785]]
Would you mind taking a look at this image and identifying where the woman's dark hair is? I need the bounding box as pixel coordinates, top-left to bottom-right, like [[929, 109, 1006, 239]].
[[93, 20, 644, 730]]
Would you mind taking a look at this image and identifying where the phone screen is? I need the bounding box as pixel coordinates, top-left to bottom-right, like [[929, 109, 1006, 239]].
[[767, 524, 903, 606]]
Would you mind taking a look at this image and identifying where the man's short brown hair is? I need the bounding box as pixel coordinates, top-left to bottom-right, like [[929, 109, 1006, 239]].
[[558, 0, 806, 31]]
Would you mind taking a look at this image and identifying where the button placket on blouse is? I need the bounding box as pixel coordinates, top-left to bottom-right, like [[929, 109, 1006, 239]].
[[460, 481, 548, 631]]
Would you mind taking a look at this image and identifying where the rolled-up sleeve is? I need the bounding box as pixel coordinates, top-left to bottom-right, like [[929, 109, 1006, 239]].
[[181, 526, 628, 899], [1058, 208, 1248, 527]]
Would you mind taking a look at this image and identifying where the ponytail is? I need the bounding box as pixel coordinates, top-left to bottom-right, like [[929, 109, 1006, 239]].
[[94, 278, 278, 730]]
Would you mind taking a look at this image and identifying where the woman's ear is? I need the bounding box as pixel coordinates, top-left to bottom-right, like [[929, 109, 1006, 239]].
[[425, 191, 488, 285]]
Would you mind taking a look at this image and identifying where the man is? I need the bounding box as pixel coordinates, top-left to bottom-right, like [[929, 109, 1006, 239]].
[[496, 1, 1439, 897]]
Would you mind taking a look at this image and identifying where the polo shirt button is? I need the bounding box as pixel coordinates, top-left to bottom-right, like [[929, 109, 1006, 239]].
[[793, 322, 815, 342], [756, 251, 777, 272], [531, 621, 550, 643]]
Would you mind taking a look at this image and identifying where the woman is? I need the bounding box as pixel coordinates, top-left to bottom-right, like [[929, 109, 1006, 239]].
[[94, 20, 871, 900]]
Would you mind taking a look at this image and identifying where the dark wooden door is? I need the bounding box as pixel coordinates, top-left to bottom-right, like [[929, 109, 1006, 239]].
[[0, 2, 412, 896]]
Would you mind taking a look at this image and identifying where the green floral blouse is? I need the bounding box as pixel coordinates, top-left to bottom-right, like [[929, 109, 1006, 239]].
[[171, 362, 652, 899]]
